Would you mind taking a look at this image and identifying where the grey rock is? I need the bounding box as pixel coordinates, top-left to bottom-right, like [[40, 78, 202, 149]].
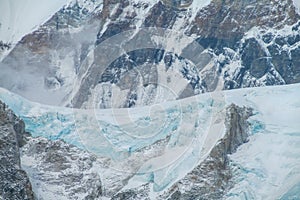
[[0, 101, 34, 200], [112, 184, 151, 200], [0, 100, 104, 200], [0, 41, 11, 51], [144, 1, 178, 28], [21, 137, 103, 200]]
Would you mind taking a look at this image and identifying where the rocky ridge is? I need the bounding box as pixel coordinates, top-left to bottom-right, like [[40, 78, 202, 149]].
[[0, 101, 34, 200]]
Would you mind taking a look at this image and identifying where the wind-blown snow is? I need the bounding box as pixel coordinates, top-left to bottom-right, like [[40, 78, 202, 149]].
[[0, 83, 299, 199]]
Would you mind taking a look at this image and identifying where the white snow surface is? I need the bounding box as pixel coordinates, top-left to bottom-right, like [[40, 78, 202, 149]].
[[0, 83, 300, 199], [293, 0, 300, 14], [0, 0, 70, 45], [225, 85, 300, 200]]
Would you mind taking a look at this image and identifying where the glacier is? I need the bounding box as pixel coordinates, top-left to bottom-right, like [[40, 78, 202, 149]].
[[0, 83, 300, 199]]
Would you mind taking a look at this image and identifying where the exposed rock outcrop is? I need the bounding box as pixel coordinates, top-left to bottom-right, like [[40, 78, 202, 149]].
[[0, 101, 34, 200], [21, 137, 103, 200], [1, 0, 299, 108], [0, 100, 103, 200], [112, 184, 151, 200]]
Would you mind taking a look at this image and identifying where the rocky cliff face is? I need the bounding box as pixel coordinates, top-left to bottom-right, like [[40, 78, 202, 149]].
[[21, 137, 103, 200], [0, 101, 34, 200], [0, 0, 299, 108]]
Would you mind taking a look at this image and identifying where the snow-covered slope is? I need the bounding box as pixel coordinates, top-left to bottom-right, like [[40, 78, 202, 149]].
[[0, 83, 299, 199], [0, 0, 70, 60], [0, 0, 69, 45], [225, 84, 300, 199]]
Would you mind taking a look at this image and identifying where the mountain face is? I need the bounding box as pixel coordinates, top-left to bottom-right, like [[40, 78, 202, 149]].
[[0, 0, 299, 108], [0, 0, 300, 199]]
